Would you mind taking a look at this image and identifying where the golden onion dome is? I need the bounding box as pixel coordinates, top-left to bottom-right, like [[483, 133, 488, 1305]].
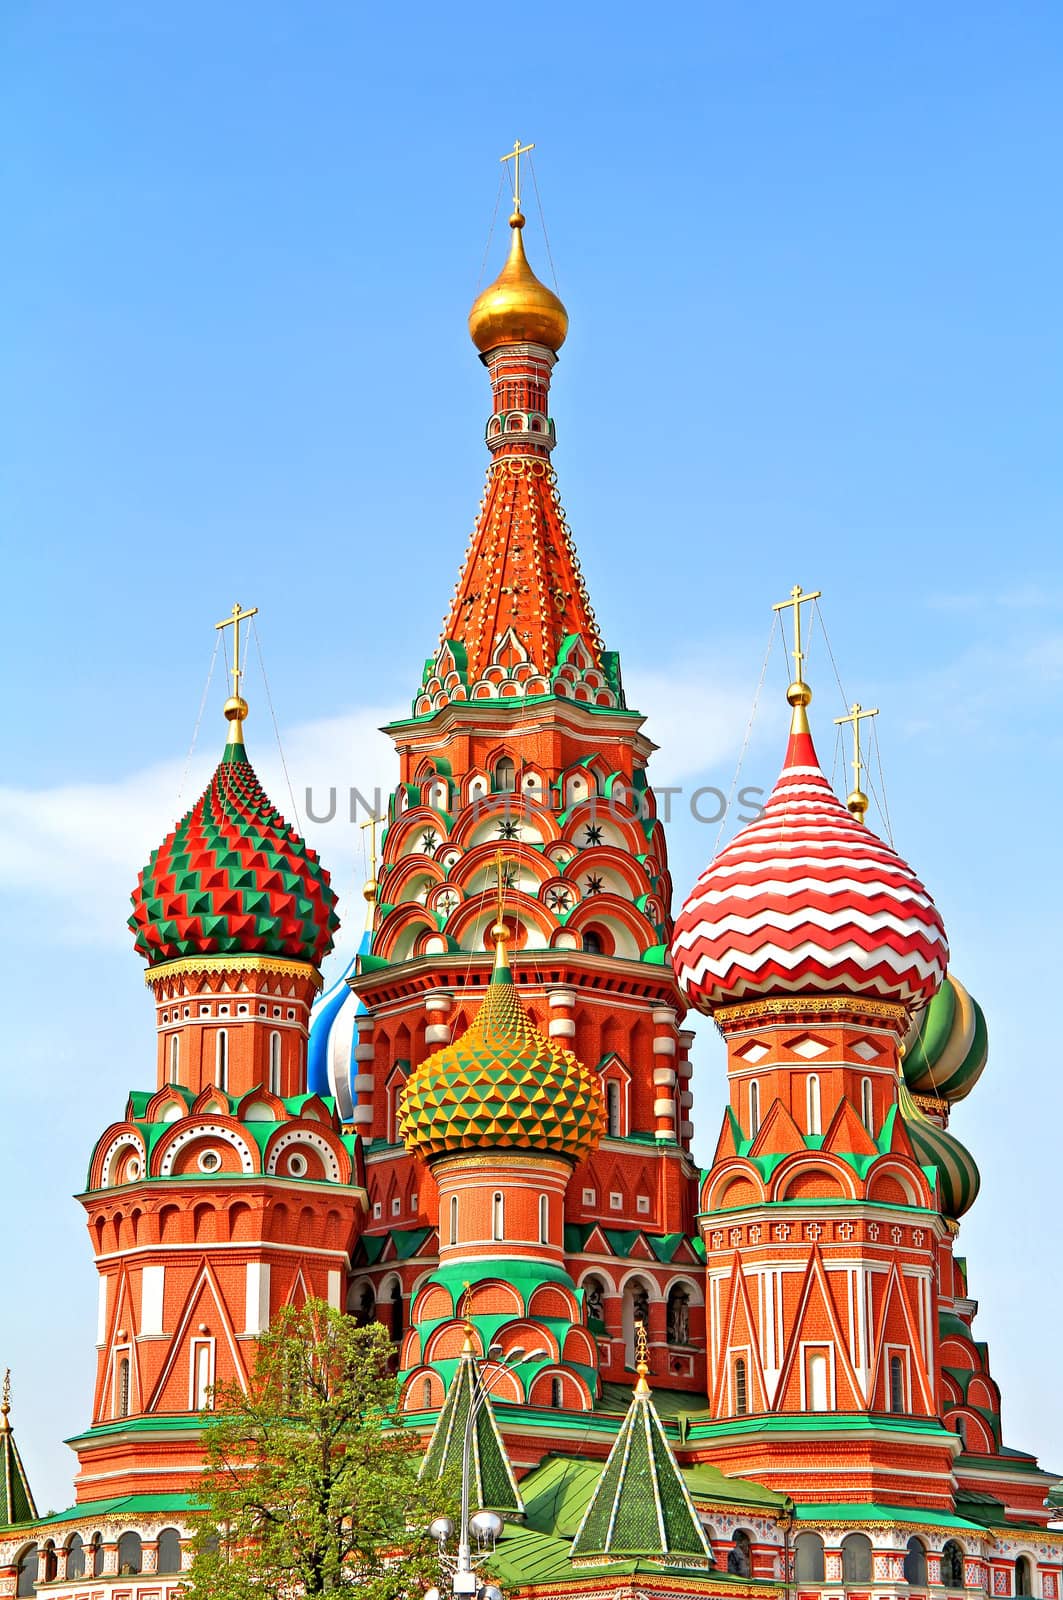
[[468, 212, 568, 355]]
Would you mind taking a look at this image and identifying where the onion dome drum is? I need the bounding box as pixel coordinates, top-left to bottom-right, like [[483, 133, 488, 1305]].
[[399, 943, 604, 1163], [671, 723, 949, 1014], [129, 738, 339, 969], [902, 973, 988, 1104]]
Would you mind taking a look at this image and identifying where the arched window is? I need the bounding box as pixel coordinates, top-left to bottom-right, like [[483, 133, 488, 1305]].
[[953, 1414, 968, 1450], [67, 1533, 86, 1579], [16, 1545, 38, 1597], [806, 1074, 822, 1136], [494, 756, 516, 793], [90, 1533, 104, 1578], [551, 1376, 563, 1408], [389, 1283, 404, 1342], [1016, 1558, 1033, 1597], [116, 1355, 131, 1417], [583, 930, 603, 955], [215, 1029, 228, 1091], [423, 1376, 433, 1409], [841, 1533, 873, 1584], [117, 1531, 142, 1576], [861, 1076, 874, 1132], [889, 1354, 906, 1413], [42, 1543, 57, 1582], [795, 1533, 826, 1583], [585, 1275, 607, 1326], [807, 1349, 829, 1411], [157, 1529, 182, 1575], [666, 1284, 691, 1346], [941, 1541, 965, 1590], [169, 1033, 180, 1083], [606, 1080, 622, 1136], [728, 1530, 752, 1578], [734, 1357, 748, 1415], [269, 1032, 282, 1095], [904, 1537, 928, 1586], [492, 1191, 504, 1241], [749, 1080, 760, 1137], [194, 1342, 212, 1410], [449, 1194, 459, 1245], [538, 1194, 549, 1244]]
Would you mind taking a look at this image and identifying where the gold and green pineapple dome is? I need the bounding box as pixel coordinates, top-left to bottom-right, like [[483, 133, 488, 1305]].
[[399, 944, 603, 1163]]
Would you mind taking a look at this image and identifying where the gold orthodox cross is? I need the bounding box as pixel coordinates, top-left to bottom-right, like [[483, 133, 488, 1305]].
[[834, 701, 879, 799], [215, 601, 259, 700], [359, 811, 384, 883], [772, 584, 821, 684], [501, 138, 535, 211], [634, 1321, 649, 1368]]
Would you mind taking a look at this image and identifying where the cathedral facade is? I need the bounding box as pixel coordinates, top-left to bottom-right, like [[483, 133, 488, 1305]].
[[1, 178, 1060, 1600]]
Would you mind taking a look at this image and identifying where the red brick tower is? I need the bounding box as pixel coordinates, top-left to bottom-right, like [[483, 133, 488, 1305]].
[[71, 618, 366, 1531], [344, 198, 705, 1434]]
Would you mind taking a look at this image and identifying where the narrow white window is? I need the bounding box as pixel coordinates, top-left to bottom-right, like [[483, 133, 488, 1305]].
[[806, 1349, 829, 1411], [606, 1080, 622, 1137], [215, 1030, 228, 1092], [269, 1032, 282, 1095], [449, 1194, 459, 1246], [538, 1194, 549, 1244], [169, 1034, 180, 1084], [492, 1191, 504, 1242], [193, 1341, 214, 1410], [806, 1074, 821, 1137], [861, 1076, 874, 1133], [749, 1080, 760, 1137], [116, 1354, 131, 1418]]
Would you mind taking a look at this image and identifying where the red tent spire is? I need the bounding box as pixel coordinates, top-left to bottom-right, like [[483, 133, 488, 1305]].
[[414, 211, 620, 717]]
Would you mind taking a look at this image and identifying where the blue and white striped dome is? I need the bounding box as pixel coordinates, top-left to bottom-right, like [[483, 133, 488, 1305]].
[[307, 948, 365, 1121]]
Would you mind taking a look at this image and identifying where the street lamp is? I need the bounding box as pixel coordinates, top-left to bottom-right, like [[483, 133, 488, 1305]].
[[429, 1339, 549, 1597]]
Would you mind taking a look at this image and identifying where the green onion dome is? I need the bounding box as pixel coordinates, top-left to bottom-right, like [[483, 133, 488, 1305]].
[[129, 727, 339, 969], [898, 1078, 980, 1219], [398, 937, 604, 1163], [902, 973, 987, 1104]]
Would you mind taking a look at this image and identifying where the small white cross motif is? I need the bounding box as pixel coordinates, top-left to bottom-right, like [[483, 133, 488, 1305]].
[[805, 1223, 823, 1242], [774, 1223, 791, 1242], [868, 1223, 880, 1241], [712, 1231, 724, 1249], [749, 1225, 762, 1243], [913, 1228, 925, 1246], [891, 1225, 903, 1244], [837, 1221, 855, 1241], [730, 1228, 743, 1246]]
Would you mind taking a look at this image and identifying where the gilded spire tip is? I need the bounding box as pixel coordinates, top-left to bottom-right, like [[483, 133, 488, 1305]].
[[834, 701, 879, 824], [633, 1322, 651, 1397], [1, 1369, 11, 1432], [773, 584, 821, 736], [215, 601, 258, 750]]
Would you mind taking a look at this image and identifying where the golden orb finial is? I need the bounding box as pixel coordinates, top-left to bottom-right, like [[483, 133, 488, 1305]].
[[846, 789, 870, 821], [468, 154, 568, 355]]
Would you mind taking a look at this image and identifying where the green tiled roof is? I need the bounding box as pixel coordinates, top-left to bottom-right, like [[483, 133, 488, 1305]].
[[0, 1386, 38, 1528], [35, 1493, 201, 1527], [571, 1376, 712, 1568], [419, 1344, 522, 1514]]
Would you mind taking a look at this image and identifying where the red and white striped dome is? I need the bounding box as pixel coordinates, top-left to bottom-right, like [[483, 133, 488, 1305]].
[[671, 724, 948, 1013]]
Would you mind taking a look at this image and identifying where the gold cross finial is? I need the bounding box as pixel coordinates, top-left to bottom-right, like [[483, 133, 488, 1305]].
[[215, 601, 259, 743], [359, 812, 384, 910], [490, 848, 515, 969], [834, 701, 879, 822], [1, 1369, 10, 1432], [501, 138, 535, 214], [772, 584, 822, 732]]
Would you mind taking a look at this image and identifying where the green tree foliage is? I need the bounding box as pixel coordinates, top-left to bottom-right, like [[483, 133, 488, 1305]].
[[187, 1301, 451, 1598]]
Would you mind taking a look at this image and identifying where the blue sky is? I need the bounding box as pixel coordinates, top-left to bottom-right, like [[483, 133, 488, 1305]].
[[2, 2, 1061, 1509]]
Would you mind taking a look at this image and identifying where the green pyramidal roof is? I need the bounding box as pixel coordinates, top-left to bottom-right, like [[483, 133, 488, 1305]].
[[419, 1346, 523, 1515], [1, 1377, 38, 1528], [571, 1373, 712, 1568]]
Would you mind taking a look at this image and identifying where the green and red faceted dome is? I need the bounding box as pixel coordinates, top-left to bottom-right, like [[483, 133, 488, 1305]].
[[129, 722, 339, 970]]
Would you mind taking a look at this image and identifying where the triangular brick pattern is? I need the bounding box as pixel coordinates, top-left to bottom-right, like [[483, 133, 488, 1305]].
[[129, 742, 339, 966]]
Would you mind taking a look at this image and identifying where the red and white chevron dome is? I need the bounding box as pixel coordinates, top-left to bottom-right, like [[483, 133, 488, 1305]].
[[671, 725, 948, 1013]]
